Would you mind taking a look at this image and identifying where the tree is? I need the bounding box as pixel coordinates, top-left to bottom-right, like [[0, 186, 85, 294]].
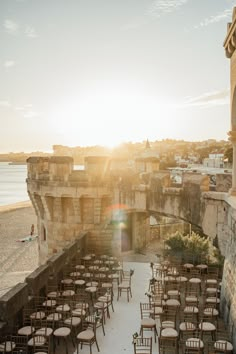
[[224, 146, 233, 164]]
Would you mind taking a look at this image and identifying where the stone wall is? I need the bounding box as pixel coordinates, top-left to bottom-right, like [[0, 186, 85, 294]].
[[0, 234, 86, 332]]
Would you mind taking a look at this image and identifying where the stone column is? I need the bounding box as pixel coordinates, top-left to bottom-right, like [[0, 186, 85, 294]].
[[228, 131, 236, 195]]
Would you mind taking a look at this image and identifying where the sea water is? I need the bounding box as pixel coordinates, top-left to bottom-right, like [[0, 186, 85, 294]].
[[0, 162, 84, 206], [0, 162, 29, 206]]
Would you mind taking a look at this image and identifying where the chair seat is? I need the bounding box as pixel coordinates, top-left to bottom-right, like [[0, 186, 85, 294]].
[[176, 276, 188, 282], [72, 308, 86, 317], [86, 281, 99, 287], [35, 327, 53, 336], [161, 328, 178, 337], [94, 301, 108, 309], [186, 338, 204, 349], [42, 299, 56, 307], [62, 290, 75, 297], [206, 279, 217, 284], [189, 278, 201, 284], [206, 297, 220, 304], [167, 290, 180, 296], [77, 329, 94, 340], [61, 278, 73, 285], [199, 322, 216, 331], [75, 265, 85, 270], [56, 304, 70, 312], [184, 306, 199, 313], [102, 282, 113, 288], [185, 295, 198, 302], [74, 279, 85, 286], [150, 306, 164, 315], [75, 302, 89, 309], [85, 286, 97, 293], [165, 299, 180, 306], [18, 326, 35, 336], [64, 317, 81, 327], [0, 341, 16, 352], [98, 295, 112, 302], [214, 340, 233, 351], [161, 320, 175, 329], [108, 274, 119, 279], [203, 308, 219, 316], [47, 291, 60, 298], [141, 318, 156, 327], [28, 335, 46, 346], [30, 311, 46, 320], [46, 312, 62, 321], [54, 327, 71, 337], [179, 322, 196, 331]]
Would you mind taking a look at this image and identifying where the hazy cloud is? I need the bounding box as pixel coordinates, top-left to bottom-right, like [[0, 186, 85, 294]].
[[3, 19, 19, 35], [183, 89, 230, 108], [24, 25, 38, 38], [0, 101, 11, 108], [121, 18, 147, 31], [122, 0, 188, 30], [148, 0, 188, 17], [15, 104, 33, 111], [23, 110, 40, 118], [195, 8, 232, 28], [4, 60, 15, 68]]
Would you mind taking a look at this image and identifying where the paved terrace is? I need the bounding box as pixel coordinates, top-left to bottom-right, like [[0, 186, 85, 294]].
[[0, 239, 231, 354], [58, 260, 157, 354], [54, 244, 229, 354]]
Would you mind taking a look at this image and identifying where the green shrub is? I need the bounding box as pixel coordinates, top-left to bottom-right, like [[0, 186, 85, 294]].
[[164, 231, 211, 264]]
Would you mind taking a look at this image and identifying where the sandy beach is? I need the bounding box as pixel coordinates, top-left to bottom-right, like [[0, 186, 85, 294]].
[[0, 200, 39, 297], [0, 201, 164, 298]]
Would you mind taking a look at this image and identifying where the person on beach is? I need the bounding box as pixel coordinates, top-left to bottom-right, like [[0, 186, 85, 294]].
[[30, 224, 34, 236]]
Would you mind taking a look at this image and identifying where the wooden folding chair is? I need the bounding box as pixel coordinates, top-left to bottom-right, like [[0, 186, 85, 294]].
[[133, 337, 152, 354], [139, 303, 158, 343]]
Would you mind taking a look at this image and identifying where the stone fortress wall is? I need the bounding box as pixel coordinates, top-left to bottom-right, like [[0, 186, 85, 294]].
[[26, 153, 236, 349]]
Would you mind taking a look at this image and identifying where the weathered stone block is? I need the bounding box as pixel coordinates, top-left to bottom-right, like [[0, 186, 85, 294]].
[[0, 283, 28, 322]]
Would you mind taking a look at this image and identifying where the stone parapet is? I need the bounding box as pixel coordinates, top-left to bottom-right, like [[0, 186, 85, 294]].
[[0, 283, 28, 323]]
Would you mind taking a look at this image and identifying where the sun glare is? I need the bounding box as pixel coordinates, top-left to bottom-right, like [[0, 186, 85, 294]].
[[50, 88, 176, 147]]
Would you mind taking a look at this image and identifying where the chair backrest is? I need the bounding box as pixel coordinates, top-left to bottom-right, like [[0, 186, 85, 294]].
[[140, 303, 152, 319], [31, 334, 49, 353], [133, 337, 152, 354], [160, 310, 177, 329], [185, 338, 203, 354], [159, 336, 178, 353], [10, 335, 28, 354]]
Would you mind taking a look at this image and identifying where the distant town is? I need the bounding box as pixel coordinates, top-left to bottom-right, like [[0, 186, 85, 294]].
[[0, 138, 233, 170]]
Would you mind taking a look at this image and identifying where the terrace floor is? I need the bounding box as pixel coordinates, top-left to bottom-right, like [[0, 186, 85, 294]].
[[57, 260, 155, 354]]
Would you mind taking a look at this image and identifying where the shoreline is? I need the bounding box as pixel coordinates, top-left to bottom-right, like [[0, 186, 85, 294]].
[[0, 200, 32, 213]]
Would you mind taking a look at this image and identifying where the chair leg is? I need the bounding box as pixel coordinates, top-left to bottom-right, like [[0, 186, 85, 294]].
[[95, 338, 100, 352], [64, 337, 68, 354]]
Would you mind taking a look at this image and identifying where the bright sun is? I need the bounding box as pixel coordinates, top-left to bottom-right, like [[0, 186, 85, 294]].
[[50, 87, 175, 147]]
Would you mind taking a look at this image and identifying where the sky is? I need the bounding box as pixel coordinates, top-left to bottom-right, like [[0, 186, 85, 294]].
[[0, 0, 235, 152]]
